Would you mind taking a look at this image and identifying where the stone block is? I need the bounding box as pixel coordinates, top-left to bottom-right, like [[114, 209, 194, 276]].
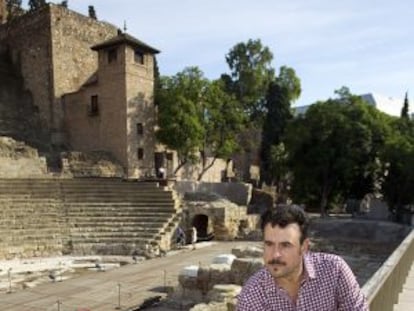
[[231, 245, 262, 258], [207, 284, 241, 303], [212, 254, 236, 265], [231, 257, 263, 285]]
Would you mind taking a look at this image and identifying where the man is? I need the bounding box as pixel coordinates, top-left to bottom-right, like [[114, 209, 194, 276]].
[[237, 205, 368, 310], [175, 226, 186, 247], [191, 226, 197, 250]]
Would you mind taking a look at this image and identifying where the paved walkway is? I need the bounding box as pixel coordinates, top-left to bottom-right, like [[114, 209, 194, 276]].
[[393, 261, 414, 311], [0, 241, 260, 311]]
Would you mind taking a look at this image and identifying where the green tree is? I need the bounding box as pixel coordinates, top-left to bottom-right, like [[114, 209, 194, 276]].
[[59, 0, 68, 8], [223, 38, 275, 123], [260, 66, 301, 189], [156, 67, 206, 173], [88, 5, 97, 19], [6, 0, 22, 21], [28, 0, 46, 11], [382, 118, 414, 214], [285, 89, 390, 215], [401, 91, 410, 119], [198, 79, 243, 180]]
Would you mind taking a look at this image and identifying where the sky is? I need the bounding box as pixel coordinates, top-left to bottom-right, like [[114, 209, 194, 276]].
[[47, 0, 413, 108]]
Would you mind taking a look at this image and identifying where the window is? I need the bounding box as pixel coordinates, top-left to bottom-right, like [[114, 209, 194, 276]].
[[107, 48, 117, 63], [137, 148, 144, 160], [134, 50, 144, 65], [89, 95, 99, 116], [136, 123, 143, 135]]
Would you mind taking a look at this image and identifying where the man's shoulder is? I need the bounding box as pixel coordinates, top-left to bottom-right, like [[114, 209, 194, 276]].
[[308, 251, 345, 263], [307, 252, 348, 272]]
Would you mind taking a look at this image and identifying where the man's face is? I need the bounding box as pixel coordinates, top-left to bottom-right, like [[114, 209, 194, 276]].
[[263, 223, 309, 281]]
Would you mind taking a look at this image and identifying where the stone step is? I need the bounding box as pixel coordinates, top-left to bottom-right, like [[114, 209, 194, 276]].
[[69, 234, 158, 243], [69, 241, 152, 255], [69, 225, 164, 232], [0, 197, 61, 202], [70, 217, 169, 228], [65, 201, 175, 207], [0, 178, 158, 187], [0, 230, 65, 239], [70, 227, 161, 235], [67, 207, 174, 220], [69, 215, 171, 222], [0, 217, 65, 230]]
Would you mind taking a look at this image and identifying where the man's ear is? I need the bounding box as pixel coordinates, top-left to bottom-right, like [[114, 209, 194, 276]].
[[302, 238, 310, 253]]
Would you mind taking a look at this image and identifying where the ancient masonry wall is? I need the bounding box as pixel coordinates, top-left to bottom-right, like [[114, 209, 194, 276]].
[[49, 5, 117, 138], [0, 6, 54, 132], [0, 4, 117, 137], [125, 46, 157, 177]]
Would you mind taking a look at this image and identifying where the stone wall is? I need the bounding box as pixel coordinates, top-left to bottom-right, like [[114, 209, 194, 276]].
[[182, 194, 260, 241], [0, 6, 54, 132], [125, 46, 157, 178], [0, 137, 48, 177], [0, 4, 118, 137], [174, 181, 252, 206], [49, 5, 117, 138], [177, 157, 229, 182], [0, 51, 48, 149]]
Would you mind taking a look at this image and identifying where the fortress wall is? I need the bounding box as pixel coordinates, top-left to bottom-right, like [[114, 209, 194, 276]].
[[0, 4, 117, 134], [48, 5, 117, 136], [49, 5, 117, 98], [0, 6, 54, 130]]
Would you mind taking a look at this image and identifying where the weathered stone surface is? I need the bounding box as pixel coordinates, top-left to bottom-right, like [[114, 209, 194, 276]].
[[61, 151, 124, 178], [190, 302, 228, 311], [212, 254, 236, 265], [184, 197, 251, 241], [0, 137, 48, 177], [231, 245, 262, 258], [231, 257, 263, 285], [207, 284, 241, 303]]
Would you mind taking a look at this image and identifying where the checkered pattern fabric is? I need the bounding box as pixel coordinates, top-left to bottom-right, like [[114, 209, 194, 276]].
[[236, 252, 369, 310]]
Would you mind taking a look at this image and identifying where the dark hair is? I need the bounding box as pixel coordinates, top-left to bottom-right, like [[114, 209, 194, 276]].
[[261, 204, 309, 244]]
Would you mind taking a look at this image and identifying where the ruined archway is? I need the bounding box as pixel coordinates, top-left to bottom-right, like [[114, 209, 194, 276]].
[[192, 214, 209, 240]]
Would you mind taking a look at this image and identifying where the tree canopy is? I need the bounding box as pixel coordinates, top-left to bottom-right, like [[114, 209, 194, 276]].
[[382, 117, 414, 212], [88, 5, 97, 19], [28, 0, 46, 11], [156, 67, 244, 178], [156, 67, 206, 172], [401, 92, 410, 119], [6, 0, 22, 21], [260, 70, 298, 188], [285, 89, 392, 215], [222, 38, 275, 123]]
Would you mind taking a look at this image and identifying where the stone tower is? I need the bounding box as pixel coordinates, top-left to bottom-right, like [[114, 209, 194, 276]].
[[0, 0, 6, 24], [64, 32, 160, 178]]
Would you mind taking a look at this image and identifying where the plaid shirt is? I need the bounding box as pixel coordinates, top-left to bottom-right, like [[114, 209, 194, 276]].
[[237, 252, 369, 311]]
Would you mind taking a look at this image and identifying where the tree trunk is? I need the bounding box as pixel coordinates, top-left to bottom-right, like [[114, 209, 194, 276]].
[[197, 157, 217, 181], [320, 184, 329, 217], [173, 160, 187, 175]]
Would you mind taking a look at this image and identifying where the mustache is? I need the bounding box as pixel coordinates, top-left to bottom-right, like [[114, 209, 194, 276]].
[[267, 259, 286, 265]]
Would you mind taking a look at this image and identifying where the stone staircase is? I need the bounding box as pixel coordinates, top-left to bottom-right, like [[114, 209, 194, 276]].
[[0, 178, 181, 259]]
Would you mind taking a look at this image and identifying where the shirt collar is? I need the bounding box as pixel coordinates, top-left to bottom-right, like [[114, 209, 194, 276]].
[[303, 252, 316, 280]]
